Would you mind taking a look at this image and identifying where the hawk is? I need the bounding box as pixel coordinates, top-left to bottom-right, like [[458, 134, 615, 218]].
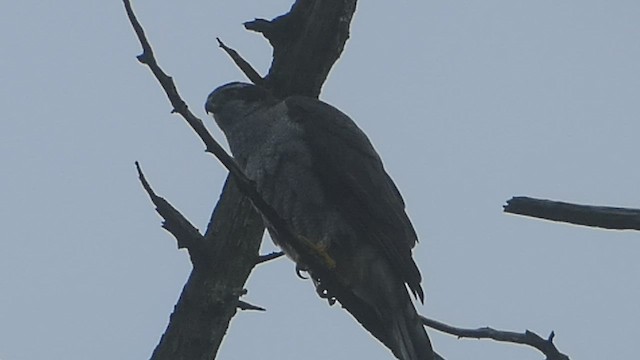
[[205, 82, 434, 360]]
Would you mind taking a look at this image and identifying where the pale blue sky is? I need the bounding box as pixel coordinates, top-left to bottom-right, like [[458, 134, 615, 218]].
[[1, 1, 639, 359]]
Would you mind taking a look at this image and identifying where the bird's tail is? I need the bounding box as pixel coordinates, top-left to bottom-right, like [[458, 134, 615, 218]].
[[323, 246, 433, 360], [337, 286, 434, 360], [386, 297, 434, 360]]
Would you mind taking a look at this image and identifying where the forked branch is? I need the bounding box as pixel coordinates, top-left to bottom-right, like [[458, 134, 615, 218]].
[[422, 316, 570, 360]]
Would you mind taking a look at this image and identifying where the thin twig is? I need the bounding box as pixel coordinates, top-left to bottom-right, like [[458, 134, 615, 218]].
[[256, 251, 285, 264], [217, 38, 265, 86], [123, 0, 245, 183], [135, 161, 203, 251], [421, 316, 570, 360], [237, 300, 266, 312]]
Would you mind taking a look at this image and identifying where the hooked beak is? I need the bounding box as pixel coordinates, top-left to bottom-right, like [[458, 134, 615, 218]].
[[204, 101, 216, 115], [204, 92, 219, 115]]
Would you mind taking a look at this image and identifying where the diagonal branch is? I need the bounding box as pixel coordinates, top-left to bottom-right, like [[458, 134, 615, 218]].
[[124, 3, 266, 359], [123, 0, 243, 181], [504, 196, 640, 231], [216, 38, 264, 86], [136, 158, 264, 360], [421, 316, 570, 360]]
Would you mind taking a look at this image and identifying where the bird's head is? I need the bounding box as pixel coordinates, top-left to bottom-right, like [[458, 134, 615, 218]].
[[205, 82, 274, 133]]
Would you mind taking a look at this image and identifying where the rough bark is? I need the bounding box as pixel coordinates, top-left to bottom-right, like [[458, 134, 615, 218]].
[[147, 178, 264, 360], [246, 0, 357, 98]]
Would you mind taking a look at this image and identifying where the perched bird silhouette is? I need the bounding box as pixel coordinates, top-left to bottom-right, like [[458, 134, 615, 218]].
[[205, 82, 434, 360]]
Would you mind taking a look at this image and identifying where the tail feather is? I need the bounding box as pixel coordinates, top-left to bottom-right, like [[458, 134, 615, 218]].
[[337, 286, 434, 360], [327, 245, 434, 360], [388, 300, 433, 360]]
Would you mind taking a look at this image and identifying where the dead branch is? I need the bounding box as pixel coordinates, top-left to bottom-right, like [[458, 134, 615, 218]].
[[256, 251, 285, 265], [216, 38, 264, 86], [422, 316, 570, 360], [135, 162, 204, 254], [237, 300, 266, 312], [504, 196, 640, 230]]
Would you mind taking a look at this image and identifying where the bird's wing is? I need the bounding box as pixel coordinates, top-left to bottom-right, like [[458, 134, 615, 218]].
[[284, 96, 424, 302]]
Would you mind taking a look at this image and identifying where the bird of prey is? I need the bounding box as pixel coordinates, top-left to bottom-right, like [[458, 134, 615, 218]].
[[205, 82, 434, 360]]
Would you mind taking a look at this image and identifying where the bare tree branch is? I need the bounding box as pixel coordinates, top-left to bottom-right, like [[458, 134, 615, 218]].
[[504, 196, 640, 231], [237, 300, 266, 312], [421, 316, 570, 360], [256, 251, 285, 264], [216, 38, 264, 86], [123, 1, 246, 182], [135, 161, 204, 252]]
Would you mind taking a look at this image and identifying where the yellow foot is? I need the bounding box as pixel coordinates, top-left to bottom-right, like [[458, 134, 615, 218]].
[[299, 236, 336, 270]]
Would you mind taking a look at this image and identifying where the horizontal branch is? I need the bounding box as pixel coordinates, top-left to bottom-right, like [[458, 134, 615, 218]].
[[237, 300, 266, 312], [504, 196, 640, 231], [256, 251, 285, 265], [421, 316, 570, 360]]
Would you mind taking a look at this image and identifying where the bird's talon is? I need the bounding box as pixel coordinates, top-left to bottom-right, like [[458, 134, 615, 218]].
[[295, 264, 309, 279], [314, 280, 332, 299]]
